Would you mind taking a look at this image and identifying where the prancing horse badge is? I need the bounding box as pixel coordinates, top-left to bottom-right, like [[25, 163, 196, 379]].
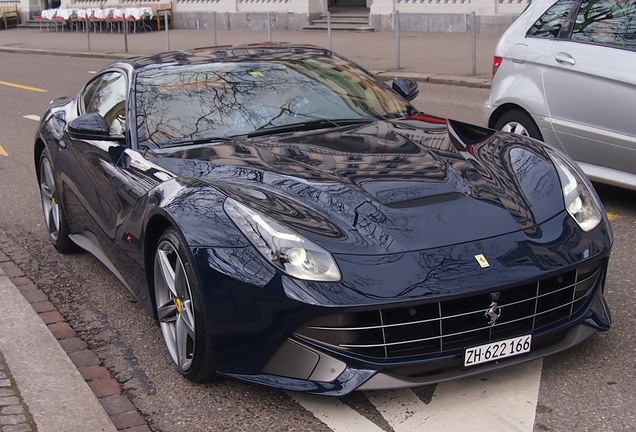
[[474, 254, 490, 268]]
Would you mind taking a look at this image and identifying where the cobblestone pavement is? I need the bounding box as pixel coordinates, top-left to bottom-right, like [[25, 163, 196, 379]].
[[0, 351, 36, 432]]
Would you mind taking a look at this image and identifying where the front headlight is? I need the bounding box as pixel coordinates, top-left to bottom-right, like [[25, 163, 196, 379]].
[[224, 198, 341, 282], [548, 150, 603, 232]]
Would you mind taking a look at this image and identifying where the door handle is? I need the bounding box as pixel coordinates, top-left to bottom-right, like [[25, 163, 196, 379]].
[[555, 52, 576, 66]]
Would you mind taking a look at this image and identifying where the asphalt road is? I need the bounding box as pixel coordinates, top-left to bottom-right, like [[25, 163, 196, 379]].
[[0, 52, 635, 431]]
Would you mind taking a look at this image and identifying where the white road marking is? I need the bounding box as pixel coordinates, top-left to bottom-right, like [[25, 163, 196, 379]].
[[23, 115, 41, 122], [365, 388, 434, 431], [88, 71, 97, 74], [293, 360, 543, 431], [366, 389, 432, 432], [289, 392, 385, 432], [366, 360, 543, 432]]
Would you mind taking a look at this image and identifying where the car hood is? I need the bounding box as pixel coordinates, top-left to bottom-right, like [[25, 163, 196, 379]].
[[149, 116, 565, 254]]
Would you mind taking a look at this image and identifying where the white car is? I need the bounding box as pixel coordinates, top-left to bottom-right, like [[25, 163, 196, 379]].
[[484, 0, 636, 190]]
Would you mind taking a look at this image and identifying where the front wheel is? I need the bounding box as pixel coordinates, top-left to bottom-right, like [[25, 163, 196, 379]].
[[39, 150, 77, 253], [494, 109, 543, 141], [153, 228, 217, 383]]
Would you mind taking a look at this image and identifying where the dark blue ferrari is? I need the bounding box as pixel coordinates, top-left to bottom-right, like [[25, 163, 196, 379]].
[[34, 43, 612, 396]]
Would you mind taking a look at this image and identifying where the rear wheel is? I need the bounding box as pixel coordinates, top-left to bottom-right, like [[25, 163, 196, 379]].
[[494, 109, 543, 141], [39, 151, 77, 253], [153, 228, 217, 383]]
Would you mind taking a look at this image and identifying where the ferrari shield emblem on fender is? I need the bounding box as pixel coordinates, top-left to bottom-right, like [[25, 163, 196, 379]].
[[474, 254, 490, 268]]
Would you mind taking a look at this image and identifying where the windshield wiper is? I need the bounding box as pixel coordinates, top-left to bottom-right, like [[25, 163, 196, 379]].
[[164, 136, 238, 147], [247, 118, 375, 138]]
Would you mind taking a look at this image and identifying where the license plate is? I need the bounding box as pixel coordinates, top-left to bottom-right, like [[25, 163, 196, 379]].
[[464, 335, 532, 367]]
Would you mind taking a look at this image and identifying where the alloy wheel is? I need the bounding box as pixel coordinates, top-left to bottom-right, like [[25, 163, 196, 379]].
[[154, 240, 196, 373], [501, 121, 530, 137], [40, 156, 61, 242]]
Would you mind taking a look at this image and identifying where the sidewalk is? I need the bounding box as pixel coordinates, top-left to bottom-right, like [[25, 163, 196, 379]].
[[0, 25, 502, 432], [0, 26, 501, 87], [0, 246, 149, 432], [0, 258, 117, 432]]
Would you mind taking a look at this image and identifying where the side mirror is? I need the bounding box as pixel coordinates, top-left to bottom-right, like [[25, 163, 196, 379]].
[[68, 113, 110, 138], [392, 77, 420, 102]]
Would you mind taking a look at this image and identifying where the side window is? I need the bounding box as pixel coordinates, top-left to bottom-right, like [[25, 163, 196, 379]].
[[82, 72, 127, 135], [527, 0, 579, 38], [571, 0, 636, 49]]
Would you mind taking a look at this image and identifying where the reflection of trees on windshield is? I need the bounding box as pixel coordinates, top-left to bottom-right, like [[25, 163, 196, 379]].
[[136, 66, 287, 145], [134, 49, 411, 147]]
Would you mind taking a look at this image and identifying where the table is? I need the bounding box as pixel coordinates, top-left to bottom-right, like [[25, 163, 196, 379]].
[[39, 7, 153, 32]]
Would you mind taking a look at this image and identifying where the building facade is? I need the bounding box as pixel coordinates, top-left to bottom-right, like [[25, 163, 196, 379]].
[[7, 0, 529, 33]]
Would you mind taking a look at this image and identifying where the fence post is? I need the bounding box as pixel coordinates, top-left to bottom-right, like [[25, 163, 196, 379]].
[[327, 12, 332, 51], [267, 12, 272, 42], [471, 12, 477, 75], [165, 14, 170, 51], [213, 11, 217, 45], [123, 12, 128, 53], [395, 10, 401, 70], [86, 20, 91, 51]]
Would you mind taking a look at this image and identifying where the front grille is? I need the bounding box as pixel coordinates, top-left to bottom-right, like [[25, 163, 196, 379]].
[[296, 261, 603, 359]]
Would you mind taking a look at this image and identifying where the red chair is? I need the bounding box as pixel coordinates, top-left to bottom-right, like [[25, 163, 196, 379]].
[[51, 13, 67, 32], [34, 16, 52, 31], [89, 8, 108, 33], [71, 9, 88, 32]]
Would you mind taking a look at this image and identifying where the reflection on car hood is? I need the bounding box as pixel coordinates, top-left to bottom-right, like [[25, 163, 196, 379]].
[[149, 116, 564, 254]]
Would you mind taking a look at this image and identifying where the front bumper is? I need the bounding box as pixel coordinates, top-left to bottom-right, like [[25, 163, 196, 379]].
[[222, 262, 610, 396], [192, 211, 612, 395], [223, 321, 606, 396]]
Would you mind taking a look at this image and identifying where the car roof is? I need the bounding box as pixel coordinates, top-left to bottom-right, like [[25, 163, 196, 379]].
[[119, 43, 331, 72]]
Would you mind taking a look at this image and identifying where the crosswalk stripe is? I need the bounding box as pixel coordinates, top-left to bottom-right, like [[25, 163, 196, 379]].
[[368, 360, 542, 432], [290, 359, 542, 432], [365, 388, 433, 432], [289, 392, 385, 432], [437, 360, 542, 431]]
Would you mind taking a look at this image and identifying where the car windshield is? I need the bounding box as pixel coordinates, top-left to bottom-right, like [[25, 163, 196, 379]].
[[134, 53, 412, 147]]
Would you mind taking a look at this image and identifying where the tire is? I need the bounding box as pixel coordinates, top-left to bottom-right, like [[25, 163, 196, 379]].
[[494, 109, 543, 141], [38, 150, 77, 254], [153, 228, 217, 383]]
